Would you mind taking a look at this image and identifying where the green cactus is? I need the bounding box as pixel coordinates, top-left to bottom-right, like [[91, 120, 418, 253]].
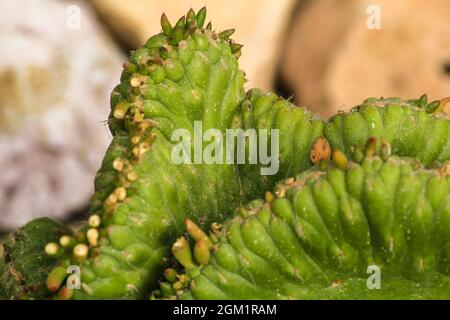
[[1, 7, 247, 300], [66, 8, 247, 299], [0, 218, 71, 299], [157, 152, 450, 300], [1, 7, 450, 300], [325, 95, 450, 165], [238, 90, 450, 199], [236, 88, 324, 197]]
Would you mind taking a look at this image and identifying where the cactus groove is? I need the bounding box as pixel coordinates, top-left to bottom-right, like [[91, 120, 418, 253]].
[[158, 153, 450, 300]]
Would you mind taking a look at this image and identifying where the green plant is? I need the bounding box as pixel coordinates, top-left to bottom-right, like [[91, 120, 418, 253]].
[[1, 218, 71, 299], [1, 8, 449, 300], [157, 151, 450, 300], [325, 95, 450, 165]]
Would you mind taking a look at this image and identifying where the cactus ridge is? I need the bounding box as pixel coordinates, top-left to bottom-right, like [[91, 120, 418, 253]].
[[158, 153, 450, 300], [325, 95, 450, 165], [69, 7, 246, 299]]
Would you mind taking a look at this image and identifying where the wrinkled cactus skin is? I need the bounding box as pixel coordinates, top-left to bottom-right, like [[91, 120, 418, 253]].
[[237, 88, 324, 198], [164, 156, 450, 300], [325, 96, 450, 165], [72, 10, 247, 299], [238, 91, 450, 200]]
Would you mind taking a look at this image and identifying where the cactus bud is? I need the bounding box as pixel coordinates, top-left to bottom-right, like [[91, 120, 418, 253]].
[[194, 240, 210, 265], [73, 244, 89, 263], [425, 100, 441, 114], [196, 7, 207, 28], [185, 218, 213, 249], [219, 29, 235, 40], [46, 266, 67, 292], [172, 237, 196, 270], [45, 242, 60, 257], [58, 286, 73, 300], [265, 191, 274, 204], [163, 268, 178, 283], [172, 281, 184, 290], [113, 102, 131, 120], [88, 214, 101, 228], [186, 8, 196, 27], [59, 236, 75, 248], [86, 228, 99, 247], [332, 149, 348, 170], [365, 137, 377, 158], [161, 13, 173, 36]]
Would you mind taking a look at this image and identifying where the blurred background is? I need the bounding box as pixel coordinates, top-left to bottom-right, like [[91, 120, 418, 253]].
[[0, 0, 449, 232]]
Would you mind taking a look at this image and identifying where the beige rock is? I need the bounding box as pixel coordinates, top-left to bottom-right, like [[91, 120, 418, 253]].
[[0, 0, 123, 229], [93, 0, 296, 91], [281, 0, 450, 117]]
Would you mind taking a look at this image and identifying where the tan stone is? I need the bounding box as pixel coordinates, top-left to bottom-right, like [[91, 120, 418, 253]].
[[0, 0, 123, 229], [93, 0, 296, 91], [281, 0, 450, 117]]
